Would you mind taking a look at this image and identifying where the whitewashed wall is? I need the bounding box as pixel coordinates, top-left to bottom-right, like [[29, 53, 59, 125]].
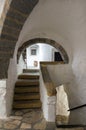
[[71, 43, 86, 125], [40, 70, 56, 122], [47, 64, 86, 125], [5, 0, 86, 125], [6, 57, 17, 116], [0, 55, 17, 118], [17, 54, 26, 75]]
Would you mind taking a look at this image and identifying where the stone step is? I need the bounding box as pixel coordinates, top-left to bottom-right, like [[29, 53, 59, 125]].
[[13, 71, 41, 110], [15, 86, 39, 93], [18, 74, 39, 80], [23, 69, 39, 73], [56, 127, 84, 130], [13, 100, 42, 109], [14, 93, 40, 100], [15, 79, 39, 86]]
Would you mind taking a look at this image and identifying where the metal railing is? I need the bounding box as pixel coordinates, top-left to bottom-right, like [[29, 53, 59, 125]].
[[68, 104, 86, 111]]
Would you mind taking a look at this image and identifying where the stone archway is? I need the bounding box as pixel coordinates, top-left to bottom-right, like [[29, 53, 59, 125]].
[[17, 38, 69, 64], [0, 0, 39, 79]]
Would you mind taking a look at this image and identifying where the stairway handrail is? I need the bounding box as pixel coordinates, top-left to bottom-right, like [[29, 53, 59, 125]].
[[68, 104, 86, 111], [40, 64, 56, 96]]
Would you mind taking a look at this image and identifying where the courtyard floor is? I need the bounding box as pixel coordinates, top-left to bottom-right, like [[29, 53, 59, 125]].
[[0, 109, 55, 130]]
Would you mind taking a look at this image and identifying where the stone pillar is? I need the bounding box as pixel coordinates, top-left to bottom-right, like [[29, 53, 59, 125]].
[[47, 96, 56, 122]]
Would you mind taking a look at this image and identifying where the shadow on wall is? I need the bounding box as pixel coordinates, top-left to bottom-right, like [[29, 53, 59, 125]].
[[56, 85, 70, 125]]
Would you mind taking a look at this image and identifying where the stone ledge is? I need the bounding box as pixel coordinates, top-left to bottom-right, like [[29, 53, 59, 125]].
[[40, 61, 64, 65], [40, 64, 56, 96]]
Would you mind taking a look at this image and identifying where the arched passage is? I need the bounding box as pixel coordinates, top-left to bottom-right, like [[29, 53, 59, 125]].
[[17, 38, 69, 64]]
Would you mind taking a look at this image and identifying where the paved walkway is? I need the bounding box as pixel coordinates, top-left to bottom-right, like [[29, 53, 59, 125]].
[[0, 109, 55, 130]]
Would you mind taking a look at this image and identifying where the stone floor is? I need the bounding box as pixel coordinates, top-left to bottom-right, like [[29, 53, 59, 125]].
[[0, 109, 55, 130]]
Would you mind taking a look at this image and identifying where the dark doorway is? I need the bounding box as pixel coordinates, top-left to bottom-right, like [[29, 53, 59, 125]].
[[54, 52, 63, 61]]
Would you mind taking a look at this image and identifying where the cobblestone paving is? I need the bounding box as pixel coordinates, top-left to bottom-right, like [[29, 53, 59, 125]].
[[0, 109, 50, 130]]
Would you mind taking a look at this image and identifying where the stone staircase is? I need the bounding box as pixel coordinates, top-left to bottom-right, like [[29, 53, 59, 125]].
[[13, 69, 41, 109]]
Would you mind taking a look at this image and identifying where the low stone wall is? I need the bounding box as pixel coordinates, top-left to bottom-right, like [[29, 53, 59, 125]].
[[40, 71, 56, 122], [40, 63, 56, 96], [40, 62, 65, 122]]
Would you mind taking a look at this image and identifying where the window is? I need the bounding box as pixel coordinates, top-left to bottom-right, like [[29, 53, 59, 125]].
[[54, 52, 63, 61], [31, 49, 37, 55]]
